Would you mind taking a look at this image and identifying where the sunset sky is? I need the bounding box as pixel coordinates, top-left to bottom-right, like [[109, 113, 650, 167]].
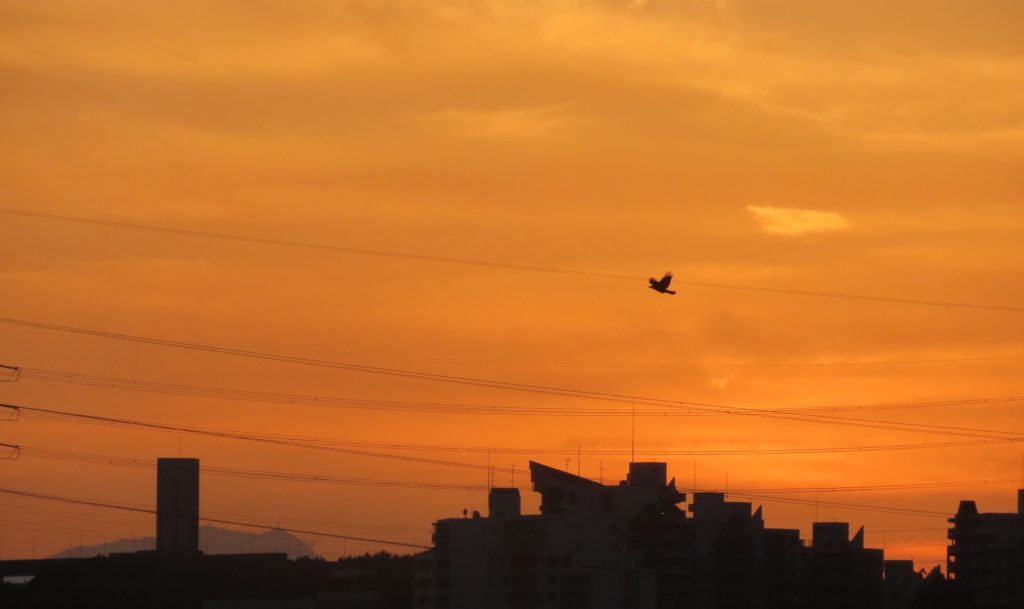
[[2, 0, 1024, 569]]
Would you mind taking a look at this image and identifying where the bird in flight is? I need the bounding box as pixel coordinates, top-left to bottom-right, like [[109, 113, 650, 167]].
[[648, 272, 676, 295]]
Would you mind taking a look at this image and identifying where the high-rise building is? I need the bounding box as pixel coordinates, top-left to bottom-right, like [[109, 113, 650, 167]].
[[156, 457, 200, 554], [947, 489, 1024, 609]]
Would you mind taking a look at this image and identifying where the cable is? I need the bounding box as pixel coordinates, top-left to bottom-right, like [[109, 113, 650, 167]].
[[0, 317, 716, 409], [18, 366, 1024, 418], [5, 401, 1024, 459], [1, 492, 427, 537], [3, 207, 1022, 312], [0, 363, 19, 382], [13, 367, 712, 418], [0, 207, 640, 281], [1, 443, 495, 492], [0, 487, 430, 550], [0, 483, 952, 552], [8, 441, 1013, 496], [707, 479, 1016, 494], [0, 404, 516, 474], [4, 318, 1024, 441], [0, 488, 659, 572], [720, 493, 949, 518]]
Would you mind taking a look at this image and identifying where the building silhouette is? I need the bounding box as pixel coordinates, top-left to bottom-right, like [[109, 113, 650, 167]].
[[156, 457, 200, 555], [10, 455, 1024, 608], [414, 461, 897, 609], [882, 560, 921, 609], [0, 457, 413, 609], [947, 488, 1024, 608]]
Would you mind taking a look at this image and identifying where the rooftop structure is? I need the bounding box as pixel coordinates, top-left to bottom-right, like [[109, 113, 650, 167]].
[[415, 461, 889, 609]]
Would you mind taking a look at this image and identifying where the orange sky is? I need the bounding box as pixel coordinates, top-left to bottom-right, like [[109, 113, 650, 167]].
[[2, 0, 1024, 570]]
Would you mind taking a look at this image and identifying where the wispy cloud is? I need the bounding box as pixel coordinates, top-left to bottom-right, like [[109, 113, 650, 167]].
[[419, 105, 577, 140], [746, 205, 851, 236]]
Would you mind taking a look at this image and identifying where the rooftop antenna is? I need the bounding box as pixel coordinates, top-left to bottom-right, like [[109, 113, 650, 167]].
[[577, 442, 581, 477], [487, 449, 492, 490], [510, 463, 515, 488], [630, 400, 636, 463], [599, 460, 604, 485]]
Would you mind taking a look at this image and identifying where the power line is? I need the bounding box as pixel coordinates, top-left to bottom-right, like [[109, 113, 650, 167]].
[[710, 479, 1017, 494], [12, 367, 715, 417], [3, 207, 1022, 312], [1, 443, 494, 492], [0, 488, 663, 572], [2, 492, 427, 537], [0, 487, 430, 550], [7, 441, 1013, 496], [613, 439, 1022, 456], [4, 402, 1024, 457], [4, 318, 1024, 440], [0, 482, 954, 545], [687, 354, 1024, 369], [0, 316, 711, 409], [20, 366, 1024, 418], [0, 363, 18, 382], [720, 492, 949, 518], [0, 403, 516, 474], [0, 207, 640, 281]]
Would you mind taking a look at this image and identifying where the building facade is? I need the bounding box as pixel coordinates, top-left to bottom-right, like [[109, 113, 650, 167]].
[[947, 489, 1024, 609], [156, 457, 200, 555], [415, 461, 891, 609]]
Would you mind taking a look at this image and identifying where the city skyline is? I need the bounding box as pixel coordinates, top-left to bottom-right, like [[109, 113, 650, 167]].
[[3, 0, 1024, 575]]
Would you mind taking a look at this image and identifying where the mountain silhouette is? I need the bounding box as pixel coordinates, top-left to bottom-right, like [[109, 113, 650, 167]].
[[48, 525, 315, 560]]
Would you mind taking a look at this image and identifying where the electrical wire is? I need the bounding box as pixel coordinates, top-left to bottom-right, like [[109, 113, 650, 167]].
[[0, 404, 516, 474], [5, 400, 1024, 463], [7, 441, 1013, 497], [3, 318, 1024, 441], [0, 488, 667, 572], [0, 363, 19, 382], [719, 493, 949, 518], [0, 487, 430, 550], [3, 207, 1022, 312], [1, 443, 493, 492], [17, 366, 1024, 418], [707, 479, 1016, 494]]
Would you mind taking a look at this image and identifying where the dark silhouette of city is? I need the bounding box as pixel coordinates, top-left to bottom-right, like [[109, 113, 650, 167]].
[[2, 458, 1022, 608]]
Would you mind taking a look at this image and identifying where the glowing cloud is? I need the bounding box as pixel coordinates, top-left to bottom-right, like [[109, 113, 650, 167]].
[[746, 205, 852, 236], [420, 105, 575, 140]]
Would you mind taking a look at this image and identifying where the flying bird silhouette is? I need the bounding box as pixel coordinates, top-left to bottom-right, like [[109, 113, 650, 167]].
[[648, 272, 676, 295]]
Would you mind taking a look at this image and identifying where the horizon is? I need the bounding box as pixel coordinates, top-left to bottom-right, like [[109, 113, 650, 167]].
[[3, 0, 1024, 577]]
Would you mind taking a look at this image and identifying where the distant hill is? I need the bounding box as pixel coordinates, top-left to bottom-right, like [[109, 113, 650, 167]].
[[49, 525, 315, 560]]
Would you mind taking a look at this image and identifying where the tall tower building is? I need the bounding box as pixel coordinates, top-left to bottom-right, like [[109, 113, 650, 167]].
[[156, 457, 200, 554]]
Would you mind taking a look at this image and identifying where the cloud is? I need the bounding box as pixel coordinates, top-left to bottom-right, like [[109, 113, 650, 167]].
[[709, 375, 732, 389], [746, 205, 852, 236], [419, 105, 577, 140]]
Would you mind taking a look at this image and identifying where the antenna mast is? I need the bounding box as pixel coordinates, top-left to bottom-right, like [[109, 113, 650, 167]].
[[630, 400, 636, 463]]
